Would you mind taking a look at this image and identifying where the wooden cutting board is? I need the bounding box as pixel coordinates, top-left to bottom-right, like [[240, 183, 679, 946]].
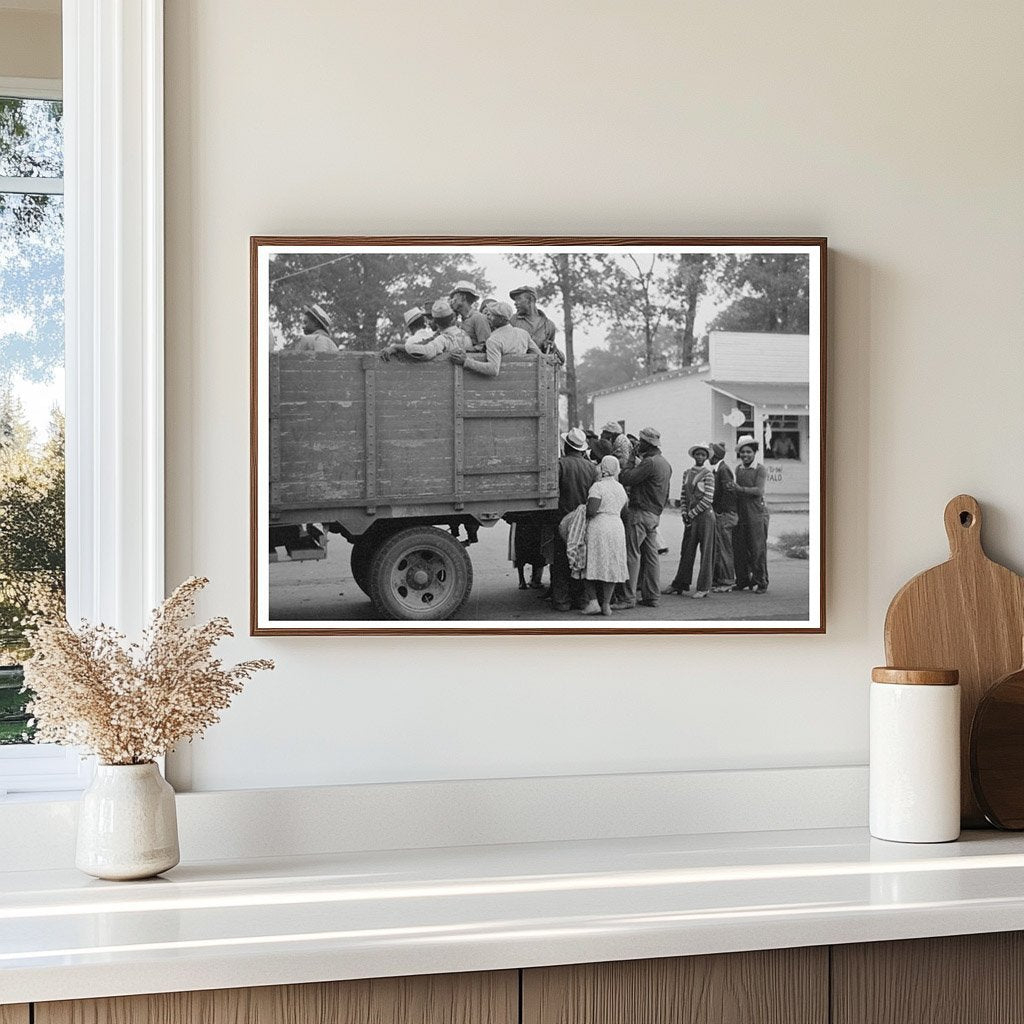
[[970, 652, 1024, 829], [884, 494, 1024, 826]]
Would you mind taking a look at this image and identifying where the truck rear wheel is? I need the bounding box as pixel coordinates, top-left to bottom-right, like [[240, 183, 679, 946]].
[[368, 526, 473, 620], [350, 540, 374, 597]]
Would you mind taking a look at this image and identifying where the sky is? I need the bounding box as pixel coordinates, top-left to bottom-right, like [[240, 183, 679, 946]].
[[1, 96, 64, 446]]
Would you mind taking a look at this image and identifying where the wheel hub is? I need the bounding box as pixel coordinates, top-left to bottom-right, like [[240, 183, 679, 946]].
[[393, 548, 450, 605]]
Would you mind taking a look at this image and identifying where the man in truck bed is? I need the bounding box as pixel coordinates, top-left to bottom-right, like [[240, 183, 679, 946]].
[[451, 301, 541, 377]]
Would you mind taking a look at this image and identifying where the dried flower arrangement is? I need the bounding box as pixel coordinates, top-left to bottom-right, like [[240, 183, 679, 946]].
[[22, 577, 273, 765]]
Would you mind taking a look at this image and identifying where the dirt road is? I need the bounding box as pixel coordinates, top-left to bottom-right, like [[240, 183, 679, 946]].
[[268, 512, 812, 624]]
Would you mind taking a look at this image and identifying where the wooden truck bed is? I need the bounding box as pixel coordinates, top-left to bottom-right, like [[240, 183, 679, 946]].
[[269, 352, 560, 535]]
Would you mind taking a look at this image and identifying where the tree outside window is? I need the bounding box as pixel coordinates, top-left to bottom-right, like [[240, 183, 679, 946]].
[[0, 94, 65, 744]]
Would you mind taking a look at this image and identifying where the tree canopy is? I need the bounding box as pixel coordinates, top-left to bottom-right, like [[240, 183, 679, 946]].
[[0, 98, 65, 387], [269, 252, 492, 350], [709, 253, 810, 333], [0, 393, 65, 665], [576, 251, 811, 424]]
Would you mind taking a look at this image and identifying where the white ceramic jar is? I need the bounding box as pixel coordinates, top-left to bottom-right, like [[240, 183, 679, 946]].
[[870, 667, 961, 843], [76, 762, 180, 880]]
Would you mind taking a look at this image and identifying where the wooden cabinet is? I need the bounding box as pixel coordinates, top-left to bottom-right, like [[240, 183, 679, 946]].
[[832, 932, 1024, 1024], [13, 933, 1024, 1023], [522, 948, 828, 1024], [34, 971, 517, 1024]]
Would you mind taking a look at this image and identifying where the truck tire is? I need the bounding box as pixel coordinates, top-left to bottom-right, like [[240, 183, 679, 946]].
[[350, 540, 374, 597], [368, 526, 473, 620]]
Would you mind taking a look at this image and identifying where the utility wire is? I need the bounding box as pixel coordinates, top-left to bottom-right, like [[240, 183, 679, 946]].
[[269, 255, 351, 285]]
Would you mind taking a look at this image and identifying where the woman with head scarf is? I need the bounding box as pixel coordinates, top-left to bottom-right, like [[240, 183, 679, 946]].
[[580, 455, 630, 616]]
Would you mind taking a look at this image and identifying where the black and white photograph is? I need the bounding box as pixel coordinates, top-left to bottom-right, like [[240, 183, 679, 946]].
[[251, 238, 825, 634]]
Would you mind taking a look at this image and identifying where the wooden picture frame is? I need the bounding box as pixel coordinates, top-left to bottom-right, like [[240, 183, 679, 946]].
[[251, 237, 827, 635]]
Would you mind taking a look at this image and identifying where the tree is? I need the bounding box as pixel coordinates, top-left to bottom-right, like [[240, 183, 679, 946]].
[[710, 253, 810, 334], [0, 398, 65, 664], [601, 254, 672, 374], [268, 252, 491, 350], [599, 253, 721, 372], [668, 253, 719, 365], [505, 253, 608, 425], [0, 98, 65, 386]]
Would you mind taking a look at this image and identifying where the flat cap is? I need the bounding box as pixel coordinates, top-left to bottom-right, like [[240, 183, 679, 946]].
[[509, 285, 538, 300], [639, 427, 661, 446], [489, 300, 515, 321]]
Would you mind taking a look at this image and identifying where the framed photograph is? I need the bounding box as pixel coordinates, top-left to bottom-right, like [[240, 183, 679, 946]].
[[250, 237, 826, 635]]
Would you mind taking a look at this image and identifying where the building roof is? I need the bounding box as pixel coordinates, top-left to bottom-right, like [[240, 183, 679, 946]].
[[588, 363, 709, 400], [704, 380, 810, 410]]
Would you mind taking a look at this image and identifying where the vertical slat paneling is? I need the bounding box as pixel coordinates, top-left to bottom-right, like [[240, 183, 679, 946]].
[[268, 354, 280, 507], [453, 363, 464, 508], [0, 1006, 30, 1024], [362, 354, 377, 509], [832, 932, 1024, 1024], [523, 949, 827, 1024], [36, 970, 518, 1024]]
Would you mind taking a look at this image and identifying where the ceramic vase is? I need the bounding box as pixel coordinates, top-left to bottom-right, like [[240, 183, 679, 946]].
[[76, 762, 180, 880]]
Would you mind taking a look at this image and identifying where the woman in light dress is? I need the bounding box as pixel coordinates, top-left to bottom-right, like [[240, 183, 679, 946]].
[[581, 455, 629, 617]]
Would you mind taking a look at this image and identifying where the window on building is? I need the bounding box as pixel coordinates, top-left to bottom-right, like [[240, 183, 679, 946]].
[[766, 414, 800, 460], [734, 401, 754, 446], [0, 92, 65, 749]]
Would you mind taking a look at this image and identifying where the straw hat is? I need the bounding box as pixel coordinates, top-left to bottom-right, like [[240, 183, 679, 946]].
[[303, 303, 332, 332], [565, 427, 588, 451]]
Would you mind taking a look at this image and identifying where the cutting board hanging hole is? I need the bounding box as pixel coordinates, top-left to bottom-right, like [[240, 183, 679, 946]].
[[944, 494, 982, 556]]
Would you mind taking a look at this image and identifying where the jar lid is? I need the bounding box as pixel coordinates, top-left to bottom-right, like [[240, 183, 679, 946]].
[[871, 667, 959, 686]]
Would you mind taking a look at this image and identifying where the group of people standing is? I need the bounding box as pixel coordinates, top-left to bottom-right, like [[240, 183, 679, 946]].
[[531, 423, 672, 615], [518, 424, 771, 615], [663, 437, 771, 599]]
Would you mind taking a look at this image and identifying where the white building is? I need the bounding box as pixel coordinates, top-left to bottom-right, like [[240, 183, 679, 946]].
[[590, 332, 812, 509]]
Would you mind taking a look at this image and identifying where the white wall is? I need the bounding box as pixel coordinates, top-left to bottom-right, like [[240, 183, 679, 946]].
[[164, 1, 1024, 791], [593, 372, 713, 495], [710, 333, 809, 383]]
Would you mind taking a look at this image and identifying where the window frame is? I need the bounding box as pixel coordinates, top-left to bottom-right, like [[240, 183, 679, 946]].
[[0, 0, 165, 797]]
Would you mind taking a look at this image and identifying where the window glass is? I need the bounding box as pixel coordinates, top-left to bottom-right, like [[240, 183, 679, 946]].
[[766, 414, 801, 460], [0, 97, 65, 746], [0, 98, 63, 178]]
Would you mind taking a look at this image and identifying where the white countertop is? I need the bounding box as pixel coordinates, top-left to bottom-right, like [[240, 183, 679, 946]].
[[4, 826, 1024, 1004]]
